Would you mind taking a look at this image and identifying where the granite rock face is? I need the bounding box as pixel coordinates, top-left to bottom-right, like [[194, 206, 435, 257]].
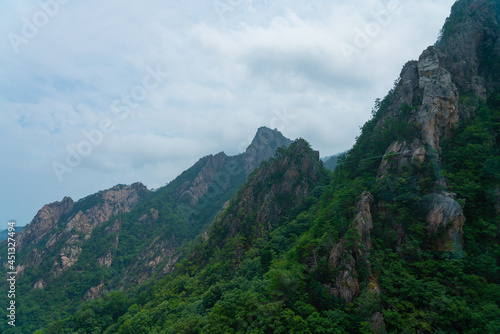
[[424, 193, 466, 253], [436, 0, 499, 97], [13, 183, 149, 277], [218, 139, 322, 243], [331, 1, 500, 314], [17, 196, 74, 252], [176, 127, 292, 209], [243, 126, 293, 174], [415, 46, 460, 152], [378, 140, 426, 178], [329, 191, 375, 303]]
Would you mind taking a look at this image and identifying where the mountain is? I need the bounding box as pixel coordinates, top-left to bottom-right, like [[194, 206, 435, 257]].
[[0, 226, 23, 241], [322, 151, 347, 171], [0, 127, 291, 332], [4, 0, 500, 332]]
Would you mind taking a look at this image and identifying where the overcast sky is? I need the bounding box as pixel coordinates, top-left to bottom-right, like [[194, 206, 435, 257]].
[[1, 0, 455, 227]]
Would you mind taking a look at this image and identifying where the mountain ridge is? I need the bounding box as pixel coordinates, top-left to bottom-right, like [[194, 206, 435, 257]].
[[0, 126, 292, 332]]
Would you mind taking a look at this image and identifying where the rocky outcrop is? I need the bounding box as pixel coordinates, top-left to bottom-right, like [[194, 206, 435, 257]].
[[14, 183, 148, 279], [176, 127, 292, 209], [33, 279, 44, 290], [378, 1, 499, 156], [98, 253, 113, 267], [178, 152, 232, 207], [49, 183, 148, 276], [16, 197, 74, 252], [84, 281, 104, 301], [378, 140, 426, 178], [197, 139, 323, 268], [6, 127, 292, 295], [424, 193, 465, 253], [242, 126, 293, 174], [71, 182, 149, 237], [329, 191, 375, 303], [219, 139, 322, 241], [370, 312, 387, 334], [436, 0, 498, 97], [415, 47, 460, 151]]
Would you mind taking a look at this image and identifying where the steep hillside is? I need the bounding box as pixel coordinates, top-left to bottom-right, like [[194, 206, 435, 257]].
[[0, 127, 291, 333]]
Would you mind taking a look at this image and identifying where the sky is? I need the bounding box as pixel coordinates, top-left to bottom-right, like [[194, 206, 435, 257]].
[[0, 0, 456, 228]]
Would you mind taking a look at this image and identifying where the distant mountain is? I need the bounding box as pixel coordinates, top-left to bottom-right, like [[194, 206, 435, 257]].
[[0, 226, 23, 241], [322, 151, 347, 171]]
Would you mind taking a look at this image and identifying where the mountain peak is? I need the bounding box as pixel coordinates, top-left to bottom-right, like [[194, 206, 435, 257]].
[[436, 0, 499, 96], [244, 127, 293, 173]]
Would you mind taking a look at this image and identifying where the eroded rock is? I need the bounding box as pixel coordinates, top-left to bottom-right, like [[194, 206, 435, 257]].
[[424, 193, 465, 253]]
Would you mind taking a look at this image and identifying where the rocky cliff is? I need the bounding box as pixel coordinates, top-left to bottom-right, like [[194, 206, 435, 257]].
[[219, 139, 322, 241], [175, 127, 292, 210], [10, 183, 149, 279], [192, 138, 325, 268], [326, 0, 499, 311]]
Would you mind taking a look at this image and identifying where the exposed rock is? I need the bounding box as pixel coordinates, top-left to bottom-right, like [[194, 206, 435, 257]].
[[52, 235, 82, 276], [353, 191, 375, 253], [424, 193, 465, 253], [221, 140, 322, 241], [243, 126, 293, 174], [177, 127, 292, 209], [334, 254, 360, 303], [328, 240, 346, 268], [178, 152, 231, 207], [378, 140, 426, 178], [329, 191, 374, 303], [33, 279, 44, 290], [80, 183, 148, 234], [84, 281, 104, 301], [15, 265, 25, 276], [17, 197, 74, 252], [45, 233, 62, 250], [370, 312, 387, 334], [393, 61, 423, 108], [374, 47, 460, 157], [98, 253, 113, 267], [65, 211, 89, 234], [436, 0, 497, 97], [16, 183, 148, 278], [163, 253, 182, 274], [414, 47, 460, 152], [139, 208, 159, 223]]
